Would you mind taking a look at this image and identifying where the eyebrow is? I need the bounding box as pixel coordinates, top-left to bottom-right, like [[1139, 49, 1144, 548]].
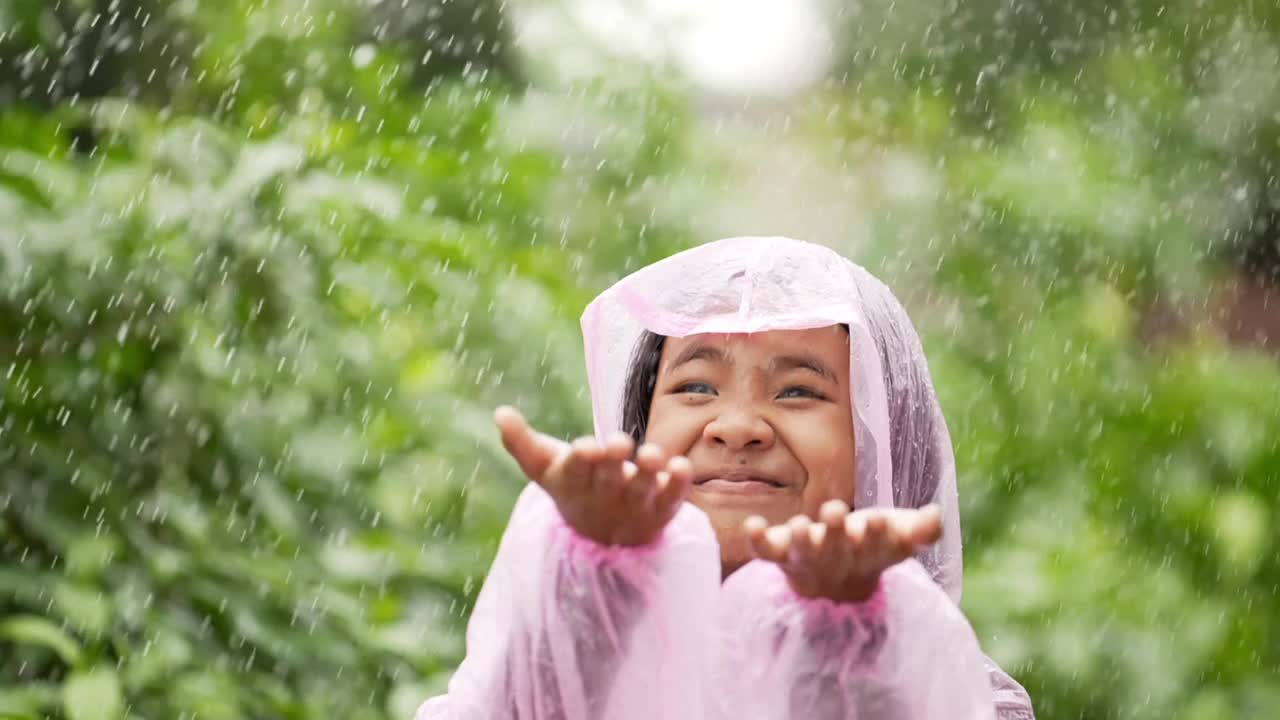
[[667, 343, 840, 385], [668, 343, 729, 372], [769, 353, 840, 385]]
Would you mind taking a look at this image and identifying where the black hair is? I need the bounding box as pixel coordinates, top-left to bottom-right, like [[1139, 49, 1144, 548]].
[[620, 330, 667, 445]]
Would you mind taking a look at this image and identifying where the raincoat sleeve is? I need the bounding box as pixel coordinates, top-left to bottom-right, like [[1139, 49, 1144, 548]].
[[986, 656, 1037, 720], [717, 557, 1028, 720], [415, 484, 721, 720]]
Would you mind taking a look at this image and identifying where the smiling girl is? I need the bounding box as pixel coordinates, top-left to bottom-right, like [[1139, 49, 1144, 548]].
[[416, 237, 1034, 719]]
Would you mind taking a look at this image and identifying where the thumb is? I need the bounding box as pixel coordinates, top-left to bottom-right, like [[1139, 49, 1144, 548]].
[[495, 406, 562, 483]]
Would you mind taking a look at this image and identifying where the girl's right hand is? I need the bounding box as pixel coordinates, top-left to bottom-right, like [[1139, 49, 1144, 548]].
[[495, 406, 693, 547]]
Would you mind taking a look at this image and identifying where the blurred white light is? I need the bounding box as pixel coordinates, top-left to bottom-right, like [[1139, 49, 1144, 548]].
[[513, 0, 832, 97], [352, 44, 377, 69], [670, 0, 832, 97]]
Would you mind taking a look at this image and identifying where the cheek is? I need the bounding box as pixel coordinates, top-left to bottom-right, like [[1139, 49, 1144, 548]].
[[796, 424, 857, 506], [643, 399, 706, 452]]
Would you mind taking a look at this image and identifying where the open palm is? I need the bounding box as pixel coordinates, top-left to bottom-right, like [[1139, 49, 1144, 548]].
[[495, 406, 693, 547], [744, 500, 944, 603]]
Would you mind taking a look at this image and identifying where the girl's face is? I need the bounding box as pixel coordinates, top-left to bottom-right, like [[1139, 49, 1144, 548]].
[[644, 326, 857, 575]]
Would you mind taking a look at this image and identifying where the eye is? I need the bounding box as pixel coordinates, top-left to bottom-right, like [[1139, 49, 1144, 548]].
[[778, 385, 827, 400], [674, 381, 717, 395]]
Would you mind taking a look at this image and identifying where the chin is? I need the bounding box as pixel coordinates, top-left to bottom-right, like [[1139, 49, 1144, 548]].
[[717, 531, 754, 573], [706, 523, 752, 576], [690, 494, 796, 522]]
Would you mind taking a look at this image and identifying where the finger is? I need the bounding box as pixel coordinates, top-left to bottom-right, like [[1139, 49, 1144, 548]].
[[602, 432, 635, 462], [805, 522, 830, 563], [634, 443, 667, 475], [843, 510, 903, 579], [808, 521, 828, 547], [779, 518, 823, 587], [742, 514, 771, 559], [495, 406, 565, 482], [881, 513, 914, 564], [816, 500, 850, 564], [860, 511, 898, 564], [786, 514, 817, 561], [869, 507, 940, 568], [906, 504, 944, 546], [588, 431, 635, 495], [864, 511, 888, 541], [746, 519, 791, 563], [623, 444, 665, 507], [665, 455, 694, 486], [556, 436, 603, 494], [742, 514, 769, 539], [569, 435, 607, 464], [864, 509, 919, 567], [812, 502, 847, 565], [649, 470, 672, 509], [819, 499, 850, 529], [619, 460, 655, 506], [844, 510, 868, 548], [592, 450, 629, 495], [872, 507, 940, 554], [764, 524, 794, 563], [652, 456, 692, 514], [862, 509, 913, 563]]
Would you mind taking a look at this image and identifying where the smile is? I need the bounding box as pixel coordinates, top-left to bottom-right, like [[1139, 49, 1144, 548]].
[[693, 478, 790, 495], [692, 469, 790, 495]]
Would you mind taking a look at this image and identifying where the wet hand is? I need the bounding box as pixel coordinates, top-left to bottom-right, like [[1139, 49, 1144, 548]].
[[495, 406, 693, 547], [743, 501, 943, 603]]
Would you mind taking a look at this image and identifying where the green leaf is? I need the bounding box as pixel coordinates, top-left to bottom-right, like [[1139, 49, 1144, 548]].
[[65, 534, 122, 579], [121, 626, 193, 691], [53, 582, 113, 637], [0, 681, 59, 718], [168, 671, 241, 720], [0, 615, 82, 666], [61, 669, 123, 720]]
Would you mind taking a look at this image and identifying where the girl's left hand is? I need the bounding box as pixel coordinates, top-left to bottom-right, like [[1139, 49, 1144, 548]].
[[743, 501, 943, 604]]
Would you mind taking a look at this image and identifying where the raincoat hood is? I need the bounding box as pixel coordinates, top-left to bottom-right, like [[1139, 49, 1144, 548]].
[[580, 236, 964, 601]]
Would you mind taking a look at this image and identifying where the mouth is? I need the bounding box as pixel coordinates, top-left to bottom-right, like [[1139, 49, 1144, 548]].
[[693, 469, 789, 492]]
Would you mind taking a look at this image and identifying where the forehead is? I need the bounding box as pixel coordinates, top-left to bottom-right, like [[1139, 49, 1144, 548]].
[[660, 327, 850, 372]]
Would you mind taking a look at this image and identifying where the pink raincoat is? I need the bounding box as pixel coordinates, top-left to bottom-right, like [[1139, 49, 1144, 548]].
[[417, 237, 1035, 719]]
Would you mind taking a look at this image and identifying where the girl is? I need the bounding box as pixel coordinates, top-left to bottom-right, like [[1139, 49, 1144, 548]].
[[416, 237, 1034, 719]]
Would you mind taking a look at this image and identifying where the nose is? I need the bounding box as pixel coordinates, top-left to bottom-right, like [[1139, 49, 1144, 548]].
[[703, 406, 775, 451]]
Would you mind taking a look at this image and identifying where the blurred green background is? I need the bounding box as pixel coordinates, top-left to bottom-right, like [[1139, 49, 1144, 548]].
[[2, 1, 1278, 718]]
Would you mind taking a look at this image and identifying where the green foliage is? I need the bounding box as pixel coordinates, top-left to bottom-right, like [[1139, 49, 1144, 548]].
[[813, 6, 1280, 715], [0, 33, 693, 718], [0, 0, 518, 110], [933, 292, 1280, 719]]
